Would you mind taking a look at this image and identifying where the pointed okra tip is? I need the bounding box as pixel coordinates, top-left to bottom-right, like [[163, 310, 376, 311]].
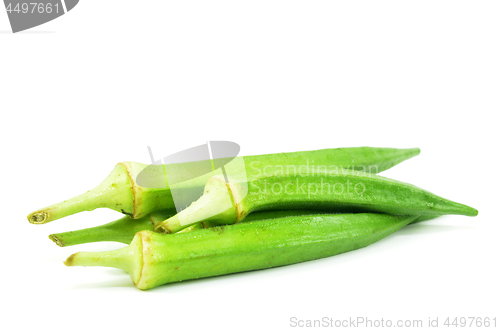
[[468, 206, 479, 217], [451, 200, 479, 217], [399, 147, 420, 160]]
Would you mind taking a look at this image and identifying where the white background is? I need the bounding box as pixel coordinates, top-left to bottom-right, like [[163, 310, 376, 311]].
[[1, 1, 498, 330]]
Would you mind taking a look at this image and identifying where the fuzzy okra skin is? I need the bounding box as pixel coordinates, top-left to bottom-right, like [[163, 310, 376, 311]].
[[65, 213, 420, 290], [157, 171, 478, 233], [28, 147, 420, 224]]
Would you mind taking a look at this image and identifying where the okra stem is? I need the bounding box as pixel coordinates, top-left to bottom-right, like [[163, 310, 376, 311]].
[[28, 163, 137, 224], [64, 236, 143, 283], [49, 210, 203, 247], [49, 214, 155, 247]]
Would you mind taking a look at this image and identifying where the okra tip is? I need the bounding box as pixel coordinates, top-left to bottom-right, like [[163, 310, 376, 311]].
[[450, 201, 478, 217], [468, 207, 479, 217], [403, 147, 420, 156]]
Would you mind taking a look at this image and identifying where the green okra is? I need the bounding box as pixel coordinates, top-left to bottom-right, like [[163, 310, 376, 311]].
[[49, 209, 328, 246], [156, 170, 477, 233], [28, 147, 420, 224], [64, 213, 421, 290], [49, 211, 174, 247]]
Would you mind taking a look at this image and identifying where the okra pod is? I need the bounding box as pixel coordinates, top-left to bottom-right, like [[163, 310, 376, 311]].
[[65, 213, 420, 290], [28, 147, 420, 224], [156, 171, 477, 233], [49, 209, 327, 246]]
